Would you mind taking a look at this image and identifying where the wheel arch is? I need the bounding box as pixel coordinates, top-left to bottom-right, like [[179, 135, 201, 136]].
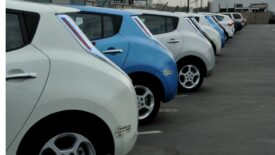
[[128, 72, 165, 102], [210, 41, 217, 55], [17, 110, 115, 155], [177, 56, 207, 77]]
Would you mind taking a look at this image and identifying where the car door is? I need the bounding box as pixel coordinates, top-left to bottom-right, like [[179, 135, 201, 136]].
[[6, 10, 50, 146], [140, 14, 182, 57], [70, 13, 129, 68]]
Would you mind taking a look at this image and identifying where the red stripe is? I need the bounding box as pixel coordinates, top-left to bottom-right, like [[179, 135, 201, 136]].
[[62, 17, 91, 50]]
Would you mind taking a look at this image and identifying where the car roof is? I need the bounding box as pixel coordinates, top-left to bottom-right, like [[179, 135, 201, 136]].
[[214, 14, 228, 17], [70, 5, 140, 16], [174, 12, 193, 17], [187, 13, 206, 17], [175, 12, 208, 18], [222, 12, 241, 14], [7, 0, 78, 13], [126, 9, 177, 17], [197, 12, 215, 15]]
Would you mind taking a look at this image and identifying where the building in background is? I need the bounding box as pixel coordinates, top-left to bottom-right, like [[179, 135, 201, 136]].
[[97, 0, 152, 7], [209, 0, 275, 13], [28, 0, 152, 7]]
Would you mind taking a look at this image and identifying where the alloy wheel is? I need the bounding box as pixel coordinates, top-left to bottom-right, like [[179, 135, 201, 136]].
[[134, 85, 155, 120], [39, 133, 96, 155], [179, 64, 201, 89]]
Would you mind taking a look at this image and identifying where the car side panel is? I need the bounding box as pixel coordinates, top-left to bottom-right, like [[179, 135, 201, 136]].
[[93, 34, 130, 68], [6, 45, 50, 147]]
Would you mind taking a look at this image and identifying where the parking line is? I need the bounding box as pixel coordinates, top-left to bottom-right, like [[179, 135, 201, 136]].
[[138, 130, 163, 135], [176, 94, 188, 98], [272, 29, 275, 31], [159, 108, 179, 112]]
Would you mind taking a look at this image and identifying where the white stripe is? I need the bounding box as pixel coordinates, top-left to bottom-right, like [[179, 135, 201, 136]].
[[159, 108, 179, 112], [138, 130, 163, 135], [176, 94, 188, 98]]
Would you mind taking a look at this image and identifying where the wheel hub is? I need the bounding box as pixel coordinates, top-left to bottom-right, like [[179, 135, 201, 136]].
[[179, 64, 201, 89], [134, 85, 155, 120], [39, 133, 96, 155]]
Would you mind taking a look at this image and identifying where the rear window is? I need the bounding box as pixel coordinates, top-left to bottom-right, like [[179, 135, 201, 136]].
[[58, 14, 108, 60], [139, 14, 179, 35], [233, 14, 241, 19], [6, 9, 40, 51], [140, 15, 166, 34], [215, 15, 224, 21], [186, 18, 204, 37], [23, 12, 40, 42], [6, 13, 24, 51], [103, 16, 115, 38], [167, 17, 178, 32], [194, 16, 200, 22], [224, 14, 232, 19], [68, 12, 122, 40]]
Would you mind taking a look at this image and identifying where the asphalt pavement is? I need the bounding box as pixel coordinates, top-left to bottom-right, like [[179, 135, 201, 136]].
[[129, 25, 275, 155]]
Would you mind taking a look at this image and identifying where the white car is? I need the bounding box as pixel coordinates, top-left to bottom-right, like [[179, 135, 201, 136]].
[[177, 13, 222, 55], [222, 12, 245, 31], [191, 13, 226, 45], [6, 1, 138, 155], [198, 12, 233, 39], [223, 12, 245, 27], [128, 9, 215, 92], [214, 14, 235, 38]]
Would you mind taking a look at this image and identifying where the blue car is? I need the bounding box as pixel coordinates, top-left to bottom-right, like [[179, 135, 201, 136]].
[[68, 6, 178, 124], [205, 15, 226, 48], [234, 21, 243, 32]]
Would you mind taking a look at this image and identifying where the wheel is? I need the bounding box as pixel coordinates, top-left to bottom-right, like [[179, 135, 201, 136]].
[[225, 33, 229, 41], [39, 132, 96, 155], [178, 61, 204, 92], [133, 79, 160, 124], [17, 120, 111, 155]]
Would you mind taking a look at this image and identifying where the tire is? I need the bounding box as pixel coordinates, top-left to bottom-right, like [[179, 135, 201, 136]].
[[17, 120, 111, 155], [177, 61, 204, 93], [225, 33, 229, 41], [132, 78, 161, 125]]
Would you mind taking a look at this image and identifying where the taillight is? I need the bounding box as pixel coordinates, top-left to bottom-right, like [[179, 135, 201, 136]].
[[58, 14, 109, 62], [132, 16, 153, 38], [60, 16, 91, 50], [228, 21, 234, 26]]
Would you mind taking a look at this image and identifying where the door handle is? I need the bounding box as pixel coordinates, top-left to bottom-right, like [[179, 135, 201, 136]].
[[6, 73, 37, 80], [167, 39, 180, 44], [102, 49, 123, 55]]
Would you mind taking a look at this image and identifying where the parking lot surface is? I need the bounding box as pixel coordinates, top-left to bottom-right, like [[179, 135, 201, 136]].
[[129, 25, 275, 155]]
